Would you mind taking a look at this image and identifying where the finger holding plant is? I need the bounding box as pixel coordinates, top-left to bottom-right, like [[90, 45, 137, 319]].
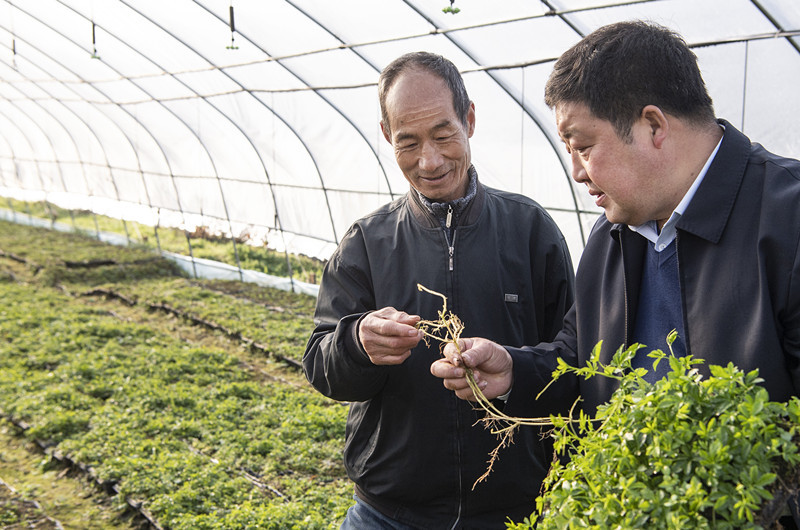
[[415, 283, 553, 487]]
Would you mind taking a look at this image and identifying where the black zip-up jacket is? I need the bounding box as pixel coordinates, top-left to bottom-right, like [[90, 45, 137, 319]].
[[505, 121, 800, 420], [304, 172, 575, 529]]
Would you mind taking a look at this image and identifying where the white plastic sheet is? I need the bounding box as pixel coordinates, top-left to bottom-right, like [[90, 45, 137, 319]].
[[1, 0, 799, 267]]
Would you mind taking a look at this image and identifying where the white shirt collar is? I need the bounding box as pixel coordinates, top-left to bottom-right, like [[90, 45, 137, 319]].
[[630, 132, 724, 252]]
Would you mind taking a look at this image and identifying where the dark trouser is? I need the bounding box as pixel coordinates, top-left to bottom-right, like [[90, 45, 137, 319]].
[[340, 495, 419, 530]]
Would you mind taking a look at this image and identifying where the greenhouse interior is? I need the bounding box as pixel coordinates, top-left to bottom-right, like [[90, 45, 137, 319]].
[[2, 1, 800, 528], [2, 0, 799, 288]]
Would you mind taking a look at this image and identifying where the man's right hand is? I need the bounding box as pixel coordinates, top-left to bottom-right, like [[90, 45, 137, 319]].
[[358, 307, 423, 365], [430, 337, 513, 401]]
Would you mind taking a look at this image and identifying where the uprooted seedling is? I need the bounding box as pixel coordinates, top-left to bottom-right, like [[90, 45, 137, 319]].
[[415, 283, 553, 487]]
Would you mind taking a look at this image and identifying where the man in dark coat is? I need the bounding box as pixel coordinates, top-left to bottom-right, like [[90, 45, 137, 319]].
[[432, 17, 800, 485], [304, 52, 575, 529]]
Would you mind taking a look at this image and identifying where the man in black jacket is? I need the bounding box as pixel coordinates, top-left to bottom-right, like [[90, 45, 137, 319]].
[[432, 19, 800, 511], [303, 52, 575, 529]]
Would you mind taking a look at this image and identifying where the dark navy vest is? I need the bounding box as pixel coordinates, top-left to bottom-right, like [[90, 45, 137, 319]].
[[631, 238, 687, 383]]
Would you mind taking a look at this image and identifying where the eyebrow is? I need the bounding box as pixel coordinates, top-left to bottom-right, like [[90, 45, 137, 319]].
[[558, 126, 575, 141], [431, 119, 454, 131], [394, 119, 454, 143]]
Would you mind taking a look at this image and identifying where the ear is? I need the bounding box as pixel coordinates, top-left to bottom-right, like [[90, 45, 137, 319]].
[[380, 121, 392, 144], [466, 102, 476, 138], [641, 105, 668, 148]]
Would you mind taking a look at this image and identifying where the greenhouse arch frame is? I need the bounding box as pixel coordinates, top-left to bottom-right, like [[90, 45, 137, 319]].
[[2, 0, 799, 281]]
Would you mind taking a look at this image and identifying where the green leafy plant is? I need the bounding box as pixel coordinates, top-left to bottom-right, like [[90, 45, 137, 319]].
[[509, 334, 800, 529], [442, 0, 460, 14]]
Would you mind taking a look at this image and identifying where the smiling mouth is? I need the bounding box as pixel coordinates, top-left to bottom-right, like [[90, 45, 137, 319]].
[[420, 170, 449, 182]]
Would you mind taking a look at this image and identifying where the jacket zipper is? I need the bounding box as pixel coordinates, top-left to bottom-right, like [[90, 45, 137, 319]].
[[450, 392, 463, 530], [446, 205, 455, 271], [445, 204, 462, 529], [450, 434, 463, 530]]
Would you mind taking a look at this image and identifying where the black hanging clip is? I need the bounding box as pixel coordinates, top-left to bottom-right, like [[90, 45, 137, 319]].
[[226, 5, 239, 50], [91, 21, 101, 59]]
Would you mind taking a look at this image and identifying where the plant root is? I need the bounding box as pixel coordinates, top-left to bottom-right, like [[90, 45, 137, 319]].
[[415, 283, 553, 488]]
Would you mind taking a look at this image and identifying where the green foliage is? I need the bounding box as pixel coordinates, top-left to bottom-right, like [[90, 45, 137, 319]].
[[0, 218, 183, 286], [234, 244, 323, 285], [101, 277, 315, 363], [509, 340, 800, 529], [0, 219, 316, 364], [0, 484, 55, 527], [442, 0, 460, 14], [0, 220, 350, 528], [2, 199, 324, 284]]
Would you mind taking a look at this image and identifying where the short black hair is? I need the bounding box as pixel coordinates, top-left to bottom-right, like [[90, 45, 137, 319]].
[[378, 51, 471, 135], [545, 21, 716, 140]]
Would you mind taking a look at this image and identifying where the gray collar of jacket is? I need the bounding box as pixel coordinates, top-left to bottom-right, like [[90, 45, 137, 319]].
[[407, 165, 486, 229]]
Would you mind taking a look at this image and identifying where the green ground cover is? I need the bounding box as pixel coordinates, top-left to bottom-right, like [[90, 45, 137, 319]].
[[1, 418, 142, 529], [93, 277, 315, 365], [3, 198, 325, 284], [0, 220, 351, 529]]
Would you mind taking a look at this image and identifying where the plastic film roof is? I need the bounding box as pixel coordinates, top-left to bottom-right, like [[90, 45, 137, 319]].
[[2, 0, 799, 265]]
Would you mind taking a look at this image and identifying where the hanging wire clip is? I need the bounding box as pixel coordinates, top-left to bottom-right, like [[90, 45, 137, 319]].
[[90, 21, 101, 59], [226, 5, 239, 50]]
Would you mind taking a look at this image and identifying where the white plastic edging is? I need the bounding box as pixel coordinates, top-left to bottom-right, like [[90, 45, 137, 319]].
[[0, 208, 319, 298]]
